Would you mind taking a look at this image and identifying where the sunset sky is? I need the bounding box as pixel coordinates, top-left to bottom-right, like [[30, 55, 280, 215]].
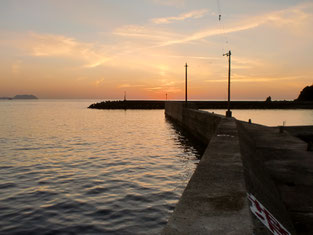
[[0, 0, 312, 100]]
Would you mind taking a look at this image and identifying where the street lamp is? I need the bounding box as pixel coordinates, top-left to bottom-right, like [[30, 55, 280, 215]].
[[223, 50, 232, 117]]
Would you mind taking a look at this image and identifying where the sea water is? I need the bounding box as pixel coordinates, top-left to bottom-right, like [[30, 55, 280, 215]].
[[0, 100, 202, 234], [203, 109, 313, 126], [1, 100, 312, 234]]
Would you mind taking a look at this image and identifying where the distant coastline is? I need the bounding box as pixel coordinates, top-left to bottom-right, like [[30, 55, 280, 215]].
[[0, 94, 38, 100], [89, 85, 313, 110], [88, 100, 313, 110]]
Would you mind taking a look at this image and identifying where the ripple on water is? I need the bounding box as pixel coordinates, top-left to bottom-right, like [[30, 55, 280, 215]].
[[0, 104, 204, 234], [0, 182, 16, 189], [86, 186, 110, 195]]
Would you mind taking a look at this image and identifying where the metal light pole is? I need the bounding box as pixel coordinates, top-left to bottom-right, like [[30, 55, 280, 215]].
[[185, 63, 188, 105], [223, 50, 232, 117]]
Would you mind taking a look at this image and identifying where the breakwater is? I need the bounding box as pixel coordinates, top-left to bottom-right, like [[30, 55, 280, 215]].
[[89, 100, 164, 109], [88, 100, 313, 110], [163, 102, 313, 234]]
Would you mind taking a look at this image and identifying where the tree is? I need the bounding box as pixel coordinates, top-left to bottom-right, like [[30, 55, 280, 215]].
[[265, 96, 271, 102], [296, 85, 313, 101]]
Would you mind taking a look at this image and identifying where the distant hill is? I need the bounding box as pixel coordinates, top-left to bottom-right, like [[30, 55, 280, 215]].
[[0, 94, 38, 100], [13, 95, 38, 99], [296, 85, 313, 101]]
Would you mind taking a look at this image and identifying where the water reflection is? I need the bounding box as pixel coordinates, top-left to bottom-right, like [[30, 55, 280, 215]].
[[0, 101, 202, 234], [165, 116, 206, 159]]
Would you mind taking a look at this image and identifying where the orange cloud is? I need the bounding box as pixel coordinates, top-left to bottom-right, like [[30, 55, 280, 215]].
[[151, 9, 208, 24], [113, 2, 312, 48], [2, 32, 111, 68], [156, 3, 313, 47], [205, 75, 303, 83]]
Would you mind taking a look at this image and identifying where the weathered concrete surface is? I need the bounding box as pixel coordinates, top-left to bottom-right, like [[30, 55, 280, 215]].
[[164, 102, 313, 234], [237, 122, 297, 234], [284, 125, 313, 137], [240, 122, 307, 151], [165, 102, 223, 145], [162, 117, 254, 234], [165, 102, 184, 123], [239, 122, 313, 234], [284, 126, 313, 150]]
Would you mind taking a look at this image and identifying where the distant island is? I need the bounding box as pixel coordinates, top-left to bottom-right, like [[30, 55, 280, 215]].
[[0, 94, 38, 100], [13, 94, 38, 99]]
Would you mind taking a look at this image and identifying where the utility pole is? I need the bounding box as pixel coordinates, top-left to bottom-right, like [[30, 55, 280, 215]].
[[223, 50, 232, 117], [124, 91, 126, 101], [166, 93, 167, 101], [185, 63, 188, 105]]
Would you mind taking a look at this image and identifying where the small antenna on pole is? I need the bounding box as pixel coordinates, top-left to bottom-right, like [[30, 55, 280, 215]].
[[166, 93, 168, 101], [124, 91, 127, 101]]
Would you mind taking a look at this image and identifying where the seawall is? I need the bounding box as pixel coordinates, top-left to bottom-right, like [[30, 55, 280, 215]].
[[163, 102, 313, 234], [88, 100, 313, 110]]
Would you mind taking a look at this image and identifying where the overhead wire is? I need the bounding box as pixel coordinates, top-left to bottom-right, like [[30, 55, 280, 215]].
[[216, 0, 230, 55]]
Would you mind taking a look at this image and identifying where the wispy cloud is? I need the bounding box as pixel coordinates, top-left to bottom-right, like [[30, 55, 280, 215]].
[[144, 77, 182, 94], [145, 86, 181, 93], [30, 32, 111, 68], [157, 22, 260, 47], [206, 75, 302, 83], [109, 1, 313, 66], [3, 32, 111, 68], [95, 78, 105, 86], [152, 2, 313, 47], [231, 57, 264, 69], [112, 2, 312, 51], [113, 25, 181, 42], [118, 84, 145, 88], [151, 9, 208, 24]]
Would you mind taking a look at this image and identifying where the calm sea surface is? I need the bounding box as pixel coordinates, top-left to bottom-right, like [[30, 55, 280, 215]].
[[1, 101, 313, 234], [0, 100, 203, 234], [203, 109, 313, 126]]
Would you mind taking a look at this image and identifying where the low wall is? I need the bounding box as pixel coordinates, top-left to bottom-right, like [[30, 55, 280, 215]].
[[236, 122, 297, 234], [163, 115, 254, 234], [165, 102, 223, 145], [164, 102, 313, 234], [239, 122, 313, 234]]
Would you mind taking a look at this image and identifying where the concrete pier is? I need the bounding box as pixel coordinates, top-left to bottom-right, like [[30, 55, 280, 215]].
[[163, 102, 313, 235]]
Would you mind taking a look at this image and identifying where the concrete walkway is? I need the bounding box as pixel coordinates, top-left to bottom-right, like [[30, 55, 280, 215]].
[[163, 102, 313, 235], [162, 118, 254, 234]]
